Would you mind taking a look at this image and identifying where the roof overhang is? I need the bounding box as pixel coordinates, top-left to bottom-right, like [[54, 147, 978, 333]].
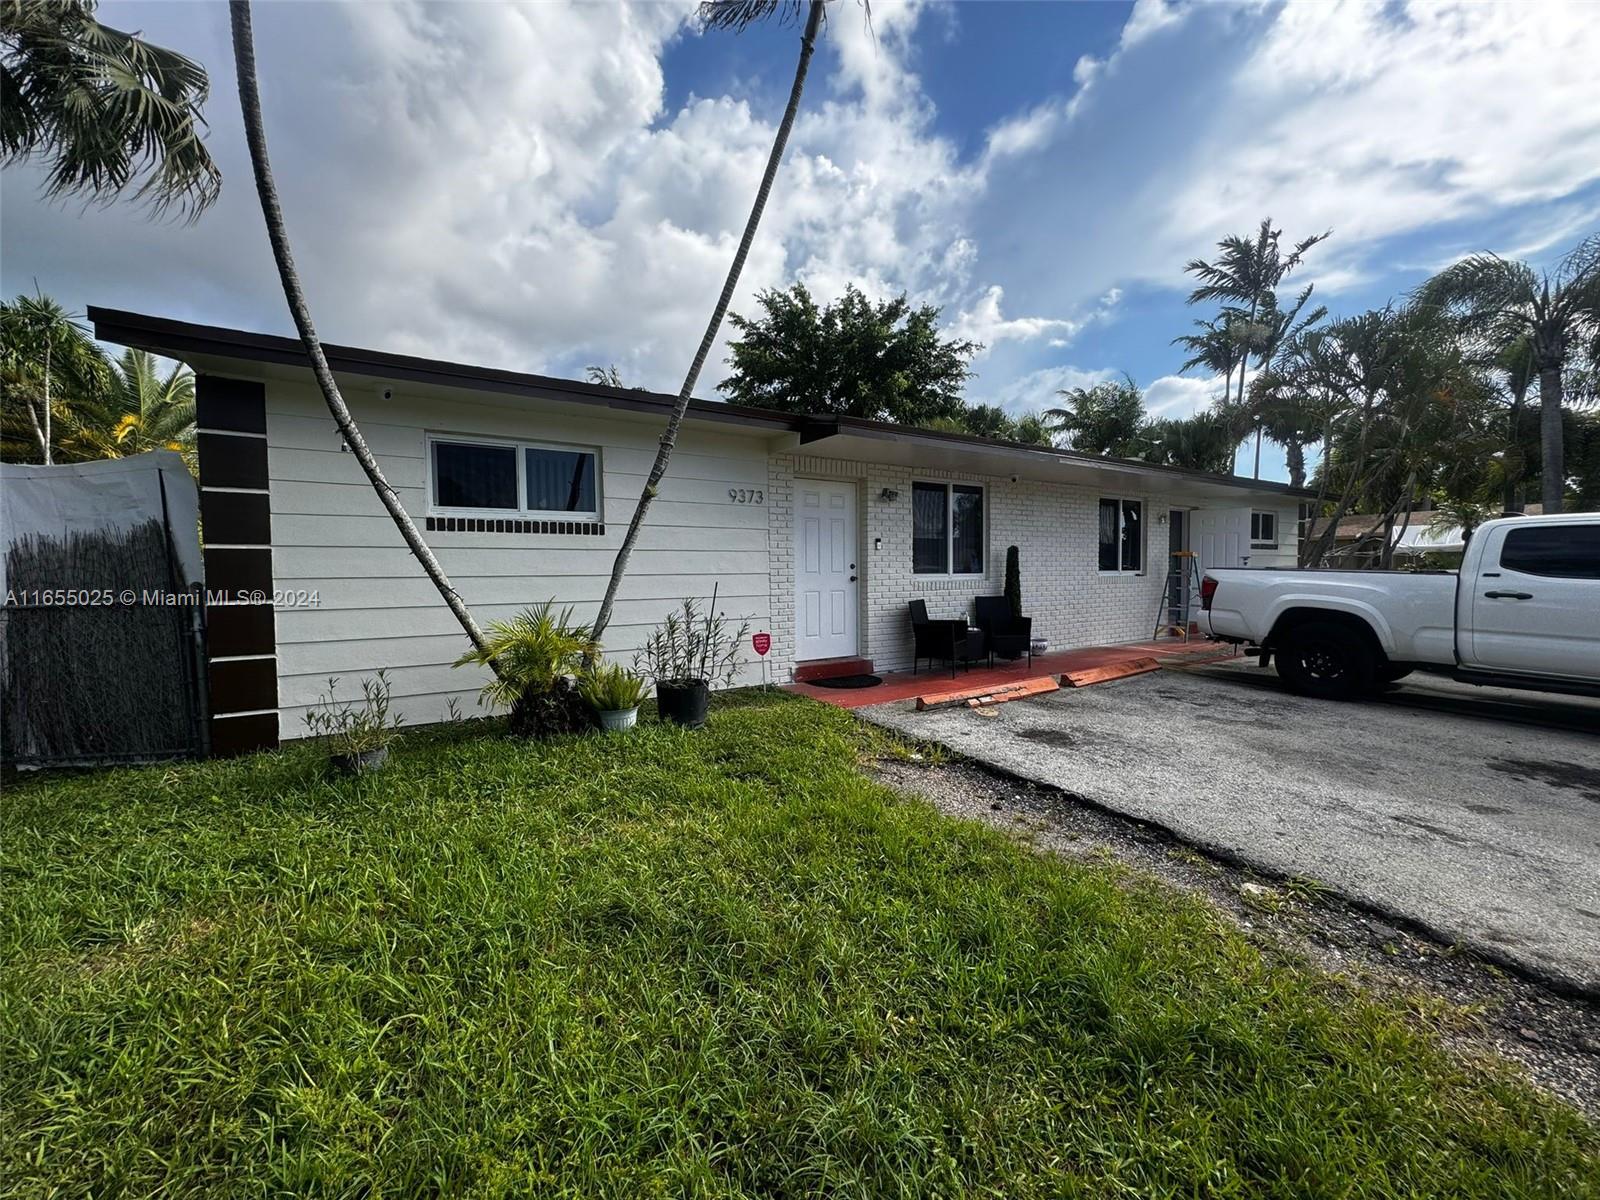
[[87, 307, 796, 437], [796, 416, 1314, 501], [89, 307, 1315, 501]]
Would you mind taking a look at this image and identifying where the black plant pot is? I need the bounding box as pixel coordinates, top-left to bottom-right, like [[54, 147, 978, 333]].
[[656, 679, 710, 729]]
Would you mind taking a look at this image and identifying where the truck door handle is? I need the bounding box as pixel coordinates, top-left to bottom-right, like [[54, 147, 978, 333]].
[[1483, 590, 1532, 599]]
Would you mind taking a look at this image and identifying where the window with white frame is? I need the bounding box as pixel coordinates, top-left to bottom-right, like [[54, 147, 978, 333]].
[[428, 436, 600, 518], [912, 481, 985, 575], [1251, 510, 1278, 548], [1098, 498, 1143, 573]]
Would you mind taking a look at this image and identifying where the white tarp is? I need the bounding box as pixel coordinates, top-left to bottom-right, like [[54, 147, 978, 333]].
[[0, 451, 201, 593], [1390, 521, 1466, 555]]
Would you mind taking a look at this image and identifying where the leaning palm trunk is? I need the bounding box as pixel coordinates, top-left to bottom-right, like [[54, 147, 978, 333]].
[[592, 0, 825, 642], [229, 2, 492, 660], [1538, 365, 1564, 513]]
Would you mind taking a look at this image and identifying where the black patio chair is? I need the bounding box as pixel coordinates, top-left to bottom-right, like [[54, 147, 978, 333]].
[[973, 595, 1033, 669], [908, 599, 987, 678]]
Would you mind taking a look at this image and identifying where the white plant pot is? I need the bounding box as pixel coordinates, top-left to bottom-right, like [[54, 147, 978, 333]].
[[596, 706, 639, 733], [1030, 639, 1048, 656]]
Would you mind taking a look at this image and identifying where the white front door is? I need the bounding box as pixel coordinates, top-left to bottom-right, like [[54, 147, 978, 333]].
[[1194, 507, 1248, 575], [795, 479, 859, 661]]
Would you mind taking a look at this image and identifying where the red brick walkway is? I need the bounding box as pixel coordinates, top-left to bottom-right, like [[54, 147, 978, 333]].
[[786, 638, 1237, 709]]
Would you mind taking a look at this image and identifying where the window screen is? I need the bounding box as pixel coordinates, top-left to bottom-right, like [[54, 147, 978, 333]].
[[1098, 499, 1119, 571], [1100, 498, 1142, 572], [432, 441, 517, 510], [1500, 525, 1600, 579], [526, 447, 597, 514], [913, 482, 949, 574], [952, 485, 985, 574], [1120, 499, 1142, 572]]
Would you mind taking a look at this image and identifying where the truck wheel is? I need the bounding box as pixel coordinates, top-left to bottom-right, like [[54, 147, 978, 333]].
[[1275, 622, 1377, 700]]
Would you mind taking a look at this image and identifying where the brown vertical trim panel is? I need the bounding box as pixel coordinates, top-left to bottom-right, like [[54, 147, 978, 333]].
[[196, 375, 279, 756]]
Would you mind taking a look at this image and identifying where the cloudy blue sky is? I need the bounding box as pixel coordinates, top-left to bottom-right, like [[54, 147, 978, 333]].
[[5, 0, 1599, 481]]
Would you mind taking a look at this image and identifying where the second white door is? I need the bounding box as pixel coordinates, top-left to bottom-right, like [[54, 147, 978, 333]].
[[796, 480, 858, 661]]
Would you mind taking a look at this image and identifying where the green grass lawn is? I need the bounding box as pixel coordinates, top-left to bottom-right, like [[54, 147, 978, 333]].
[[2, 691, 1595, 1197]]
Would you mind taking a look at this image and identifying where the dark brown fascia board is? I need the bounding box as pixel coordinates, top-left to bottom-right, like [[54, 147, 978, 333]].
[[816, 413, 1319, 498], [90, 307, 1316, 499], [87, 307, 797, 434]]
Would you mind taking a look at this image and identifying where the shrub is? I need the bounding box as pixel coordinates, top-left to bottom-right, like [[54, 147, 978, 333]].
[[635, 597, 750, 688], [1004, 544, 1022, 619], [579, 662, 647, 713], [453, 602, 599, 737], [303, 670, 403, 755]]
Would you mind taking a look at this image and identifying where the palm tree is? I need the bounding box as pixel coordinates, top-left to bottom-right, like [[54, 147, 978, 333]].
[[1043, 374, 1146, 457], [592, 0, 826, 644], [1140, 411, 1238, 474], [228, 1, 492, 659], [1418, 235, 1600, 513], [1485, 335, 1535, 515], [2, 0, 220, 217], [106, 348, 195, 457], [0, 292, 112, 463], [1172, 310, 1247, 405], [1184, 219, 1329, 475]]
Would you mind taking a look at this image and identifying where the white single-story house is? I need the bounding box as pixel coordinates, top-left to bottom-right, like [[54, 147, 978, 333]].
[[90, 308, 1310, 755]]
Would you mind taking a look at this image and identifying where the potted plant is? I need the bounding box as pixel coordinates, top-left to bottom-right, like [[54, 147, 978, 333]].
[[304, 670, 403, 774], [453, 601, 598, 737], [634, 592, 750, 729], [579, 662, 647, 733]]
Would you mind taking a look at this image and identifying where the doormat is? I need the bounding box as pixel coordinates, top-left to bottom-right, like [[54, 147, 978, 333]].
[[808, 674, 883, 690]]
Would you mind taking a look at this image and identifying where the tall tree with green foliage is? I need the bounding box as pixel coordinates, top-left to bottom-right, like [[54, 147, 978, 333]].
[[717, 282, 978, 426], [1183, 219, 1329, 475], [0, 293, 112, 463], [1282, 306, 1484, 566], [1140, 411, 1242, 474], [2, 0, 220, 217], [1043, 374, 1146, 457], [593, 0, 827, 646], [106, 348, 194, 455], [1417, 235, 1600, 513]]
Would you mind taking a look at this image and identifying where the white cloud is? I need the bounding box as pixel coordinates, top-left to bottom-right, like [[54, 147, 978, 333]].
[[948, 286, 1081, 351], [4, 0, 1597, 482], [2, 0, 997, 392], [977, 363, 1117, 418], [1163, 0, 1600, 271], [1142, 374, 1223, 419], [1120, 0, 1186, 48]]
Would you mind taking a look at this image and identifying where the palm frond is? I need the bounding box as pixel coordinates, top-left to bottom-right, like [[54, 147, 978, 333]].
[[699, 1, 812, 31], [1, 0, 220, 218]]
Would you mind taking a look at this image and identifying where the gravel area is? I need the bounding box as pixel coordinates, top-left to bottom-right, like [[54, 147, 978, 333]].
[[867, 752, 1600, 1119]]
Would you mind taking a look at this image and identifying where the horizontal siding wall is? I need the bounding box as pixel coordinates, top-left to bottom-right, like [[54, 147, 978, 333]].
[[265, 382, 774, 735], [767, 453, 1300, 681]]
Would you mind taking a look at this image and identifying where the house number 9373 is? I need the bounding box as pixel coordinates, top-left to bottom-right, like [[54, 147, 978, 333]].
[[728, 488, 764, 504]]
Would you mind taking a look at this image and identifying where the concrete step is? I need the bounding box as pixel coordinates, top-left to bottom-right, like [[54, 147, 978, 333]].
[[793, 656, 875, 683]]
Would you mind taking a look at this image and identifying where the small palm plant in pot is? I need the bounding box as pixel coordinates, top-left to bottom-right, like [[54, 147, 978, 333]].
[[634, 593, 749, 729], [579, 662, 647, 733], [304, 670, 403, 774]]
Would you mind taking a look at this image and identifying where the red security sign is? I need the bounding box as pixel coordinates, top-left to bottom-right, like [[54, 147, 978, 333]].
[[752, 632, 771, 656]]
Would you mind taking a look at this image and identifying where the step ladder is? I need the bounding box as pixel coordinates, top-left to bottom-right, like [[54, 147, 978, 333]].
[[1152, 549, 1204, 640]]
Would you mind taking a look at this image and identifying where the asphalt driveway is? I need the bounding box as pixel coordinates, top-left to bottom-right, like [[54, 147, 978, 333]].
[[862, 659, 1600, 995]]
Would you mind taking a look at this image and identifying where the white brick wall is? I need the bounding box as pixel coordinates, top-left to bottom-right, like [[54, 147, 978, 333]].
[[766, 452, 1278, 681]]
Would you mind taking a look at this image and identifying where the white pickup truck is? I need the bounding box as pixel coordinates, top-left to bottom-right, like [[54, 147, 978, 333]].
[[1200, 513, 1600, 700]]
